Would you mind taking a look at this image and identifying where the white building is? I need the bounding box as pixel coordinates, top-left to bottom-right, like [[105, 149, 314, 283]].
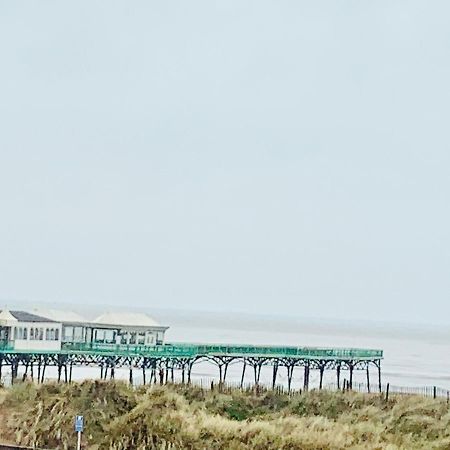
[[0, 309, 62, 351], [92, 312, 168, 346], [0, 308, 169, 352]]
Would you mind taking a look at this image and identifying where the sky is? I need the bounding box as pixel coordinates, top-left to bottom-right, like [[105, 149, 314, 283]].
[[0, 1, 449, 324]]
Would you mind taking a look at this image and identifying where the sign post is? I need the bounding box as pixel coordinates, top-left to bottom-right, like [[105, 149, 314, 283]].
[[75, 415, 84, 450]]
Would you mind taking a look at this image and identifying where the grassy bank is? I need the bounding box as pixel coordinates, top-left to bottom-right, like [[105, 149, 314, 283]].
[[1, 381, 450, 449]]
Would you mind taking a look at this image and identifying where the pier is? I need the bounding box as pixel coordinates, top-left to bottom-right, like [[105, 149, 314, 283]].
[[0, 342, 383, 391]]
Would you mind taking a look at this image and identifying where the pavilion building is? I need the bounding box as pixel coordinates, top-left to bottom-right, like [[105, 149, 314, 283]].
[[1, 308, 169, 352]]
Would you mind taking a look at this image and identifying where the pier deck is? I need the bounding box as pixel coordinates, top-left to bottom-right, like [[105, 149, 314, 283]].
[[0, 342, 383, 391]]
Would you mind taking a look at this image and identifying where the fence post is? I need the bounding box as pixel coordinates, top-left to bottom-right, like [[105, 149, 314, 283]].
[[433, 386, 437, 399], [385, 383, 390, 402], [378, 362, 382, 393]]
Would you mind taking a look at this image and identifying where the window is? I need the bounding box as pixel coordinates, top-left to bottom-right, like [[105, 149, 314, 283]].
[[55, 329, 59, 341], [17, 327, 28, 340], [74, 327, 84, 341], [23, 328, 27, 340], [30, 328, 34, 340], [104, 330, 115, 343], [63, 326, 74, 342], [45, 328, 50, 340], [39, 328, 44, 340], [14, 327, 18, 339]]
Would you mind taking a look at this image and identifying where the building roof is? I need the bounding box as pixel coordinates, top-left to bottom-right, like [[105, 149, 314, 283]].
[[93, 312, 160, 328], [11, 310, 56, 323], [0, 310, 56, 323], [33, 309, 88, 323], [0, 309, 18, 325]]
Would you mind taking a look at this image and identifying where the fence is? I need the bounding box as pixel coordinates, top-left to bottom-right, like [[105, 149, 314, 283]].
[[3, 370, 450, 401], [149, 376, 450, 400]]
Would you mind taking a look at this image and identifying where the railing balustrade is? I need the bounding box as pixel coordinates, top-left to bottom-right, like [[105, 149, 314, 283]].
[[56, 342, 382, 359]]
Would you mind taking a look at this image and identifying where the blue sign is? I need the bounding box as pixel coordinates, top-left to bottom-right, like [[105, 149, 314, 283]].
[[75, 415, 84, 432]]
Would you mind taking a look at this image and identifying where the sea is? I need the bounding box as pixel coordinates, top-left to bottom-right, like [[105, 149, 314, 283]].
[[5, 304, 450, 391]]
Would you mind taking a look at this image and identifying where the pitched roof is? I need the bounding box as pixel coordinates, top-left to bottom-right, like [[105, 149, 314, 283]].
[[0, 309, 18, 324], [93, 312, 160, 327], [33, 309, 87, 323], [9, 310, 56, 323]]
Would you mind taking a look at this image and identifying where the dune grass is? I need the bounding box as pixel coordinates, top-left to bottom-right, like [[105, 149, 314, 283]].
[[1, 380, 450, 449]]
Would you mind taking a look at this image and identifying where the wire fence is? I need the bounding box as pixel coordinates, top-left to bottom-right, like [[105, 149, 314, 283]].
[[322, 381, 450, 399], [2, 371, 450, 401], [152, 377, 450, 401]]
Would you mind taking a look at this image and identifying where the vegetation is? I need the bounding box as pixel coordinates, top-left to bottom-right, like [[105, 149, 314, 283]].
[[1, 380, 450, 449]]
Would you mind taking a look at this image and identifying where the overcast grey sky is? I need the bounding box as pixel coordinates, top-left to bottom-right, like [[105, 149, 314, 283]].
[[0, 1, 449, 323]]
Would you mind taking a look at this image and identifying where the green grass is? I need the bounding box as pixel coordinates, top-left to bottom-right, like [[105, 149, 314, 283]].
[[1, 381, 450, 449]]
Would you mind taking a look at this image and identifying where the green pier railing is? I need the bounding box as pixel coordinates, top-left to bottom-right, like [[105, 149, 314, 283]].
[[61, 342, 383, 359], [0, 342, 383, 360]]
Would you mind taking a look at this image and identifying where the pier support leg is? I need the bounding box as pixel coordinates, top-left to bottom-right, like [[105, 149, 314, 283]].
[[69, 363, 73, 383], [64, 365, 68, 383], [57, 364, 62, 383], [303, 364, 310, 391], [30, 362, 34, 381], [129, 368, 133, 385], [253, 364, 262, 386], [240, 361, 246, 389], [22, 362, 28, 382], [336, 365, 341, 390], [11, 360, 18, 384], [319, 366, 324, 390], [378, 362, 382, 393], [272, 364, 278, 389], [349, 365, 354, 390], [287, 365, 294, 392], [187, 361, 193, 385], [100, 365, 104, 379], [37, 360, 41, 384], [216, 358, 231, 387], [110, 367, 115, 380], [223, 364, 229, 384], [41, 363, 46, 383], [41, 361, 47, 383], [142, 367, 146, 385], [366, 366, 370, 393]]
